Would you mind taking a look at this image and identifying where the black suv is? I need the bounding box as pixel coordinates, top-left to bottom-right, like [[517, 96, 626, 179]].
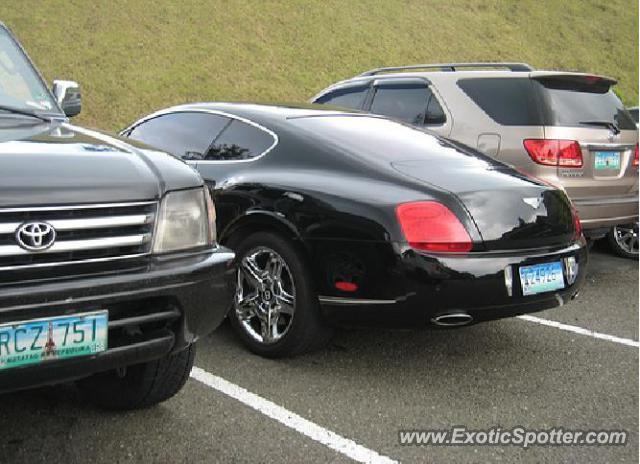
[[0, 24, 235, 409]]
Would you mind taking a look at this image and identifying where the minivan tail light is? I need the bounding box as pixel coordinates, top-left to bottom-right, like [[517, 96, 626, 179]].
[[396, 201, 472, 253], [523, 139, 583, 168], [633, 144, 638, 167]]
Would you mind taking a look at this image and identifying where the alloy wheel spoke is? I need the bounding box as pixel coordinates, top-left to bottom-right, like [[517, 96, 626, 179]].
[[267, 253, 283, 279], [260, 313, 279, 343], [270, 312, 280, 339], [241, 254, 266, 288], [259, 319, 270, 342], [236, 292, 259, 320], [276, 288, 294, 307], [277, 299, 295, 315], [620, 234, 634, 249], [619, 232, 633, 242]]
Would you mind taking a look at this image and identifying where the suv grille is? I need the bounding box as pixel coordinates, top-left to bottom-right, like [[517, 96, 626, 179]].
[[0, 201, 156, 274]]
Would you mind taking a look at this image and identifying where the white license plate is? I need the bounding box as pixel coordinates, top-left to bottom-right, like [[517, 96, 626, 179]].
[[519, 261, 565, 296], [0, 310, 108, 371]]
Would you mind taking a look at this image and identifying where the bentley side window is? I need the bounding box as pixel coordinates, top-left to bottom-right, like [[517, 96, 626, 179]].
[[205, 120, 275, 161], [128, 112, 229, 160]]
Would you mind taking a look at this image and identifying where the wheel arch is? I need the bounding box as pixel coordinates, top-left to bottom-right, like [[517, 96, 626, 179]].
[[219, 209, 397, 300], [219, 210, 305, 249]]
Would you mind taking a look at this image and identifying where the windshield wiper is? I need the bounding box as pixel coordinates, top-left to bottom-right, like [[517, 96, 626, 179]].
[[579, 120, 621, 134], [0, 105, 53, 123]]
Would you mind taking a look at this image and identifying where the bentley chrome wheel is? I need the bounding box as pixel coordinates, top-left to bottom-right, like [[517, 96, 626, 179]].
[[234, 246, 296, 344]]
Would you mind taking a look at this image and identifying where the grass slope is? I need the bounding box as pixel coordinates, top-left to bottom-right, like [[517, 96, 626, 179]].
[[1, 0, 637, 130]]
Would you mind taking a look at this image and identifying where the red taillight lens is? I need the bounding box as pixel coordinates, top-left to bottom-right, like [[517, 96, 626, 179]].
[[523, 139, 583, 168], [396, 201, 472, 253], [571, 206, 582, 240], [633, 144, 638, 167]]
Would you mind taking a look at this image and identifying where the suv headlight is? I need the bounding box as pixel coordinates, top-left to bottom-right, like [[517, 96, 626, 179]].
[[153, 187, 217, 254]]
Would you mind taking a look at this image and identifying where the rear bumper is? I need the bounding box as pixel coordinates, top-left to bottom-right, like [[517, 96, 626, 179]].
[[573, 194, 638, 234], [0, 247, 235, 394], [320, 241, 587, 328]]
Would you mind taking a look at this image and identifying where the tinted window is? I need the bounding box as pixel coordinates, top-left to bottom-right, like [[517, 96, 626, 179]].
[[315, 86, 369, 109], [370, 85, 430, 125], [630, 108, 639, 124], [205, 120, 274, 161], [289, 116, 494, 171], [458, 77, 543, 126], [534, 77, 636, 130], [425, 93, 446, 125], [129, 112, 229, 159]]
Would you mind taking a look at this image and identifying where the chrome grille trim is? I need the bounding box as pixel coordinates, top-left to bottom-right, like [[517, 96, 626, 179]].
[[0, 201, 156, 213], [0, 214, 153, 234], [0, 201, 157, 272], [0, 253, 148, 272], [0, 234, 151, 257]]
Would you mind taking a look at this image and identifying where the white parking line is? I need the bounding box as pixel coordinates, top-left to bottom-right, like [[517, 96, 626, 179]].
[[190, 366, 399, 464], [517, 315, 640, 348]]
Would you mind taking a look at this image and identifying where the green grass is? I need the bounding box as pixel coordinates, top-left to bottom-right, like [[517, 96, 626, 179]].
[[1, 0, 637, 130]]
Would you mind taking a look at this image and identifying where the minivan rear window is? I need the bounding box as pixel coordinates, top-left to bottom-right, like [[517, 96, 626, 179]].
[[534, 77, 636, 130], [457, 77, 543, 126]]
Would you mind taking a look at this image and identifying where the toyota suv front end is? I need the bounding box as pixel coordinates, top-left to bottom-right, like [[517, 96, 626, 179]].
[[0, 23, 235, 409]]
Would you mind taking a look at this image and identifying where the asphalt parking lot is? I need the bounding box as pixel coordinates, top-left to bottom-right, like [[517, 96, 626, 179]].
[[1, 244, 637, 464]]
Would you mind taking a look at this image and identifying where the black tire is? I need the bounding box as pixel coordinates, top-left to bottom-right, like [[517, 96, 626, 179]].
[[76, 344, 195, 410], [228, 231, 333, 358], [607, 223, 639, 259]]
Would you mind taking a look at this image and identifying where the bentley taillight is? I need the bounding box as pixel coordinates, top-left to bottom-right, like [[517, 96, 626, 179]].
[[396, 201, 472, 252], [571, 205, 583, 240]]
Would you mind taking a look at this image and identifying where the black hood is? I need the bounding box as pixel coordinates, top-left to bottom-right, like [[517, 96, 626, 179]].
[[0, 119, 202, 207]]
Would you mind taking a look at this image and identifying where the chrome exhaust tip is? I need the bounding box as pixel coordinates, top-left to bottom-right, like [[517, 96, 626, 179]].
[[431, 313, 474, 327]]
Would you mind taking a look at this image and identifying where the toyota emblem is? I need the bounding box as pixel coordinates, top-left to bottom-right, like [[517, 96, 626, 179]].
[[15, 222, 56, 251]]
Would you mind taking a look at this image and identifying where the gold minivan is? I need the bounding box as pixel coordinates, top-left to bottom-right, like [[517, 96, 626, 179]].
[[312, 63, 639, 257]]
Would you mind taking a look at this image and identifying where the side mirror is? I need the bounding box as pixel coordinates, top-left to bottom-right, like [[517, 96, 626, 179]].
[[52, 80, 81, 117]]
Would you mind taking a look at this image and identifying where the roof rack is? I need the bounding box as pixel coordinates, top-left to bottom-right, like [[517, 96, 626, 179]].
[[357, 62, 534, 77]]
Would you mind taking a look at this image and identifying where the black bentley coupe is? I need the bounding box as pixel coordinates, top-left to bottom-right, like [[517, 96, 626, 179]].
[[123, 103, 587, 358]]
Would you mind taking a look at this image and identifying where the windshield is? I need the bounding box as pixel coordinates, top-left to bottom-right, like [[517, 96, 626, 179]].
[[0, 27, 59, 114]]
